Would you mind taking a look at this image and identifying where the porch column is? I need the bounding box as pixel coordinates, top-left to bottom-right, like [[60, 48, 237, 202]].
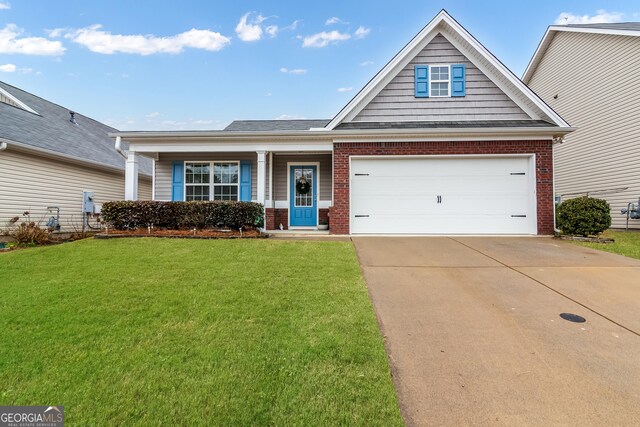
[[125, 151, 139, 200], [256, 151, 266, 205]]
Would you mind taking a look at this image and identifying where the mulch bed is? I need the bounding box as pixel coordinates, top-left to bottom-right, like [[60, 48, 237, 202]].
[[95, 228, 267, 239], [556, 235, 614, 244]]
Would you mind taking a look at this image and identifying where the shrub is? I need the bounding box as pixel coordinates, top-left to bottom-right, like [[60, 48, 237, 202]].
[[12, 222, 50, 245], [557, 196, 611, 236], [101, 201, 264, 230]]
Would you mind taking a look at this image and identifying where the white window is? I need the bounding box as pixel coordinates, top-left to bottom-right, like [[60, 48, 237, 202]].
[[185, 161, 240, 201], [429, 65, 450, 97], [213, 162, 239, 201], [185, 163, 210, 201]]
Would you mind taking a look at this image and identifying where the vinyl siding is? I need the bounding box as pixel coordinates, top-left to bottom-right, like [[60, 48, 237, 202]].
[[351, 33, 530, 122], [272, 154, 332, 202], [155, 153, 258, 201], [527, 31, 640, 229], [0, 148, 151, 233]]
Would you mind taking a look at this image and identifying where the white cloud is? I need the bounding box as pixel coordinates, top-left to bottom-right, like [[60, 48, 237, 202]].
[[555, 9, 623, 25], [302, 30, 350, 48], [146, 112, 160, 118], [0, 63, 16, 72], [354, 26, 371, 39], [337, 87, 353, 92], [275, 114, 306, 120], [235, 12, 265, 41], [360, 60, 373, 66], [0, 2, 10, 10], [265, 25, 278, 37], [325, 17, 348, 25], [62, 24, 230, 55], [286, 20, 301, 31], [280, 67, 307, 75], [0, 24, 65, 55]]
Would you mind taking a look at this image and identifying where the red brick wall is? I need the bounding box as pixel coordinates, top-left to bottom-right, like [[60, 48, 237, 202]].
[[265, 208, 330, 230], [331, 140, 554, 235]]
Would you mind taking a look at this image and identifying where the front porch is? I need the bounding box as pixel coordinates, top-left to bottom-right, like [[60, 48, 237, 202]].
[[118, 135, 333, 232]]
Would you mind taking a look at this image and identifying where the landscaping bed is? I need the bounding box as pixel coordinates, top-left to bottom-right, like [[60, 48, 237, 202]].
[[96, 228, 267, 239]]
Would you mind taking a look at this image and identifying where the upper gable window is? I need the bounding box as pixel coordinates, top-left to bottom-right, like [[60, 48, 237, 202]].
[[430, 65, 450, 97], [414, 64, 466, 98]]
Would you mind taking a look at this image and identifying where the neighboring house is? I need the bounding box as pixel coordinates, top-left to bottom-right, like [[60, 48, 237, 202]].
[[523, 23, 640, 229], [112, 10, 572, 235], [0, 81, 153, 233]]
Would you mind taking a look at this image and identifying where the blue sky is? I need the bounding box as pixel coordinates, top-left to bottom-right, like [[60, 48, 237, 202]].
[[0, 1, 638, 130]]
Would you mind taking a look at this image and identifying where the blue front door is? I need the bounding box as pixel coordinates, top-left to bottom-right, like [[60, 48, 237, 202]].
[[290, 165, 317, 227]]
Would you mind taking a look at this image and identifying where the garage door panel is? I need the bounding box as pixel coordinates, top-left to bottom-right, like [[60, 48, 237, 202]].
[[350, 157, 535, 235]]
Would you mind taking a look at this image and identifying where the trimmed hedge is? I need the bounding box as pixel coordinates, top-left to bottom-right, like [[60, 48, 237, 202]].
[[101, 201, 264, 230], [557, 196, 611, 237]]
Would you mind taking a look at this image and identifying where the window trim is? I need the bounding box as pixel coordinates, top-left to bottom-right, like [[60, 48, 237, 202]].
[[428, 63, 451, 98], [183, 160, 241, 202]]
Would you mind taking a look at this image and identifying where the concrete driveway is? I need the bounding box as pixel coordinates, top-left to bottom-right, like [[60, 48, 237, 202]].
[[353, 237, 640, 426]]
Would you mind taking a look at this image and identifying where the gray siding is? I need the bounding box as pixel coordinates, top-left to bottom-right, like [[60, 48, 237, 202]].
[[351, 33, 530, 122], [272, 154, 332, 202], [0, 148, 151, 233], [155, 153, 258, 201], [527, 31, 640, 229]]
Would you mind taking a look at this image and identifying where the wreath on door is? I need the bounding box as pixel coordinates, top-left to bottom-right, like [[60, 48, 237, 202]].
[[296, 176, 311, 195]]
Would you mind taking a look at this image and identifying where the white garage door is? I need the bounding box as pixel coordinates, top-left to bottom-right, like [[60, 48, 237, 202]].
[[350, 156, 536, 234]]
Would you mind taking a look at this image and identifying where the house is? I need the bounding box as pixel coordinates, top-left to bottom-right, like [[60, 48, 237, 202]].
[[112, 10, 572, 235], [0, 81, 153, 233], [523, 23, 640, 229]]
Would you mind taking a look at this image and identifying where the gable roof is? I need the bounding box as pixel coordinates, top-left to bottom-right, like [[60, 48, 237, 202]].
[[0, 81, 151, 175], [523, 22, 640, 83], [325, 9, 569, 130], [225, 119, 330, 132]]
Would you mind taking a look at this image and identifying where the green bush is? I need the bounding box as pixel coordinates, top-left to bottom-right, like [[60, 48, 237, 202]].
[[101, 201, 264, 230], [557, 196, 611, 236]]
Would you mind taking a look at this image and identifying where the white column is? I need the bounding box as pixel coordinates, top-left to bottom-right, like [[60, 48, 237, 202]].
[[267, 151, 274, 208], [125, 151, 139, 200], [256, 151, 266, 205]]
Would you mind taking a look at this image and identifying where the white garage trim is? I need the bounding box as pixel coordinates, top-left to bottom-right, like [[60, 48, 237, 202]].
[[349, 154, 537, 235]]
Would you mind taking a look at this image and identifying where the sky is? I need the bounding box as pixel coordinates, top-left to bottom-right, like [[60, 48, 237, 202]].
[[0, 1, 638, 130]]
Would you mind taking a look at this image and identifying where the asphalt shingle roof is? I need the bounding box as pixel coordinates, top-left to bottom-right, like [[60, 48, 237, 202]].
[[565, 22, 640, 31], [0, 81, 152, 175], [224, 119, 330, 131]]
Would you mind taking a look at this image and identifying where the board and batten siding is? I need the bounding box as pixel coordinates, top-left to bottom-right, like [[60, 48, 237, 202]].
[[155, 153, 258, 201], [0, 148, 151, 233], [351, 33, 530, 123], [527, 31, 640, 229], [272, 154, 332, 202]]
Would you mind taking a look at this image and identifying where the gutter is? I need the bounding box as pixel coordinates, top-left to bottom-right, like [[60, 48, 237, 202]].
[[0, 141, 7, 151], [110, 126, 576, 141]]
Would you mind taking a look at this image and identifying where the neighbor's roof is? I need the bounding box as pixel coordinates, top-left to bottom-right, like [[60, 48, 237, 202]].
[[0, 81, 152, 175], [523, 22, 640, 83], [225, 119, 330, 132]]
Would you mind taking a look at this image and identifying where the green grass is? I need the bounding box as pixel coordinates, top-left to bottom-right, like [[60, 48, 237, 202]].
[[0, 238, 402, 426], [572, 230, 640, 260]]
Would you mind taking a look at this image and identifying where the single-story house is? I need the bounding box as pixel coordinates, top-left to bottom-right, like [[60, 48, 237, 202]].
[[0, 81, 153, 233], [112, 10, 572, 235], [523, 22, 640, 229]]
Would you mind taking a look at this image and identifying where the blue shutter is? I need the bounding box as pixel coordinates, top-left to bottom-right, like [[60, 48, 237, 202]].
[[171, 161, 184, 201], [414, 65, 429, 98], [239, 160, 252, 201], [451, 64, 466, 97]]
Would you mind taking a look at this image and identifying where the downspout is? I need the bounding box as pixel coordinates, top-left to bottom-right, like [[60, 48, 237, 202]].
[[0, 142, 7, 151], [114, 136, 127, 159], [552, 136, 565, 234]]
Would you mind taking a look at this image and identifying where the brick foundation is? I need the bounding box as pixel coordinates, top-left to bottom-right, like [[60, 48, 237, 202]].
[[330, 140, 554, 235], [264, 207, 331, 230]]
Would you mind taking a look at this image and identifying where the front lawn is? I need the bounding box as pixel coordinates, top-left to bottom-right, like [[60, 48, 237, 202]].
[[0, 239, 402, 426], [572, 230, 640, 260]]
